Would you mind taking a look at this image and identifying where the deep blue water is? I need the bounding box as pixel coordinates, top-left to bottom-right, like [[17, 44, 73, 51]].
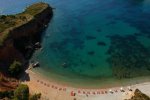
[[1, 0, 150, 87]]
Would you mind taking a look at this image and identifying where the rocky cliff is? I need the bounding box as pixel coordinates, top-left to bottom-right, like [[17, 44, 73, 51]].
[[0, 2, 53, 73]]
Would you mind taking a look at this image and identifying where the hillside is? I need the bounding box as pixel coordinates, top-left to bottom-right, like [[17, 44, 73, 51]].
[[0, 2, 53, 91]]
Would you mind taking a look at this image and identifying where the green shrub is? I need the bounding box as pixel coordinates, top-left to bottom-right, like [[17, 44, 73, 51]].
[[9, 60, 22, 77], [0, 15, 6, 19], [29, 93, 41, 100], [14, 84, 29, 100], [0, 91, 14, 99]]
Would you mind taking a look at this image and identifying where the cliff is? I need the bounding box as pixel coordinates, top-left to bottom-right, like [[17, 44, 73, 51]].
[[0, 2, 53, 73]]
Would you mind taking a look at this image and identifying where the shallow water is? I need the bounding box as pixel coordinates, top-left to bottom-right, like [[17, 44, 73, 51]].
[[1, 0, 150, 87]]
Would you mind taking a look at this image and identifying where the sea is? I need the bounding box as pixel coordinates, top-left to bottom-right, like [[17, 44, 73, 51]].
[[1, 0, 150, 88]]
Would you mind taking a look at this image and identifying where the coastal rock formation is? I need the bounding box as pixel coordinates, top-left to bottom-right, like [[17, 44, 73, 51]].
[[125, 89, 150, 100], [0, 2, 53, 74]]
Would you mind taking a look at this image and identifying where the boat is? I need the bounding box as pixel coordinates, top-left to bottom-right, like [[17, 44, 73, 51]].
[[45, 25, 48, 27], [61, 62, 68, 68], [34, 42, 41, 49], [32, 62, 40, 68]]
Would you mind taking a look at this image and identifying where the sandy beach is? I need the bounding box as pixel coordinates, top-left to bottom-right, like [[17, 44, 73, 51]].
[[21, 69, 150, 100]]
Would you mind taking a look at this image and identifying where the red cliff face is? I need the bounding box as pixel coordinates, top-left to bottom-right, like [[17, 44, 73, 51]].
[[0, 40, 24, 72], [0, 45, 22, 63], [0, 4, 53, 73]]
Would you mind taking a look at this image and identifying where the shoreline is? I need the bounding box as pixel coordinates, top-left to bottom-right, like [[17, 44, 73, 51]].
[[21, 69, 150, 100], [31, 67, 150, 89]]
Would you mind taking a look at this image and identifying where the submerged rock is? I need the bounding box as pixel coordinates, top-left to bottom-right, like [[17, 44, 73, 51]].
[[85, 35, 96, 40], [107, 35, 150, 79], [61, 62, 68, 68], [134, 32, 142, 36], [96, 29, 101, 32], [87, 51, 95, 56], [97, 41, 106, 46], [90, 63, 95, 68]]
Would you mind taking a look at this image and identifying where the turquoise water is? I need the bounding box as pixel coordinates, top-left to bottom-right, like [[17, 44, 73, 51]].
[[1, 0, 150, 87]]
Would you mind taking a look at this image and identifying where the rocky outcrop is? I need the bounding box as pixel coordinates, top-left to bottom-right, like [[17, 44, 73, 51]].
[[125, 89, 150, 100], [0, 2, 53, 73]]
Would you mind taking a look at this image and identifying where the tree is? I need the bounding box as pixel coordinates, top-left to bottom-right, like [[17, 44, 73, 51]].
[[9, 61, 22, 77], [29, 93, 41, 100], [14, 84, 29, 100], [0, 15, 6, 19], [0, 91, 14, 99]]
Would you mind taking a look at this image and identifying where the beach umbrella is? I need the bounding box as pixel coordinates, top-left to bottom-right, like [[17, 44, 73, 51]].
[[55, 86, 58, 89], [78, 90, 81, 93], [40, 81, 43, 84], [52, 85, 54, 88], [120, 87, 124, 92], [83, 91, 86, 94], [109, 89, 113, 93], [92, 92, 95, 95], [63, 88, 66, 91], [97, 91, 100, 94], [71, 91, 75, 96], [127, 86, 132, 91], [87, 91, 90, 94], [59, 88, 62, 91], [46, 84, 50, 87]]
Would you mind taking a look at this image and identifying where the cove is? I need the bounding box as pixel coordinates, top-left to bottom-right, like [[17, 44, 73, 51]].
[[1, 0, 150, 88]]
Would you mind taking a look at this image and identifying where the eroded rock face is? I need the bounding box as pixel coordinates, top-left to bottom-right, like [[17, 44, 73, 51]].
[[0, 40, 24, 72], [0, 3, 53, 73], [125, 89, 150, 100]]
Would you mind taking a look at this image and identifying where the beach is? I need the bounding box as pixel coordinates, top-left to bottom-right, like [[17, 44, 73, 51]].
[[0, 0, 150, 99], [21, 69, 150, 100]]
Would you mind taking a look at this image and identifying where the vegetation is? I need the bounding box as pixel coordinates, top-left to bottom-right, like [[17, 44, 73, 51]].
[[0, 2, 51, 99], [23, 2, 49, 16], [0, 2, 50, 46], [29, 93, 41, 100], [0, 84, 41, 100], [0, 14, 23, 46], [125, 89, 150, 100], [0, 15, 16, 32], [0, 90, 14, 99], [14, 84, 29, 100], [9, 60, 22, 77]]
